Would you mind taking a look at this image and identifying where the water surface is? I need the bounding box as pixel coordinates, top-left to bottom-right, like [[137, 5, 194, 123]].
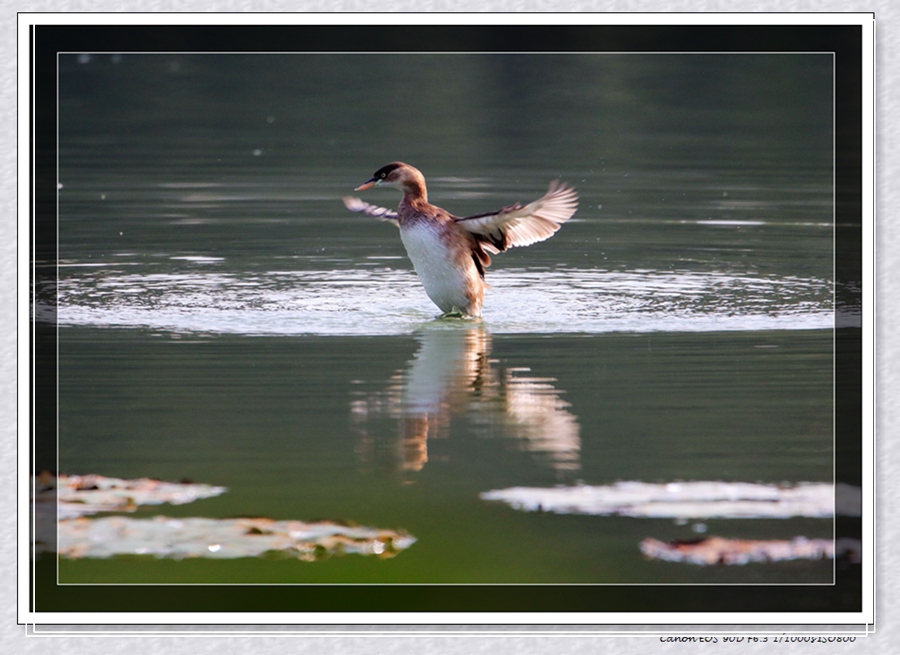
[[44, 52, 845, 586]]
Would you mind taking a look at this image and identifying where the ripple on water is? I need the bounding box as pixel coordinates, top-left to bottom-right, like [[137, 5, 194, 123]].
[[43, 267, 835, 336]]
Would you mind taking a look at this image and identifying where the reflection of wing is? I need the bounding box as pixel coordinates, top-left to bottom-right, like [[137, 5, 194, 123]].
[[502, 371, 581, 472], [342, 196, 399, 226], [453, 180, 578, 253]]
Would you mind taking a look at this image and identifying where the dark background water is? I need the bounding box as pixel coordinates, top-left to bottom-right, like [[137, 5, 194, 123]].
[[41, 50, 850, 589]]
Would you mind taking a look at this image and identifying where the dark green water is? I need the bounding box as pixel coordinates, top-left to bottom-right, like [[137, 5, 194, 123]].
[[43, 52, 847, 585]]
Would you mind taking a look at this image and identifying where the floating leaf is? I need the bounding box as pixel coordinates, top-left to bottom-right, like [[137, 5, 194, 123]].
[[481, 481, 860, 519]]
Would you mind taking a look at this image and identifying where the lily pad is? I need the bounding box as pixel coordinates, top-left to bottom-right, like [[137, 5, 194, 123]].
[[480, 481, 861, 519]]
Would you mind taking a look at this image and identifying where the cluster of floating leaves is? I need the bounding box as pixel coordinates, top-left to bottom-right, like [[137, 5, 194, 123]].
[[34, 473, 415, 561], [482, 480, 861, 567], [58, 516, 415, 561], [640, 536, 861, 566], [480, 481, 860, 519], [50, 473, 227, 519]]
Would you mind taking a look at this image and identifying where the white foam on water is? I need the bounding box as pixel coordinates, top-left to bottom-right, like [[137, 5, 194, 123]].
[[43, 266, 837, 337]]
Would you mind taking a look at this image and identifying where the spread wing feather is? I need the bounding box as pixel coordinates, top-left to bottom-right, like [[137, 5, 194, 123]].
[[342, 196, 399, 226], [453, 180, 578, 252]]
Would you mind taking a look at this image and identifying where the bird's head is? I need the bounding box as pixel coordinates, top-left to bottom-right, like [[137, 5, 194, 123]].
[[355, 162, 426, 198]]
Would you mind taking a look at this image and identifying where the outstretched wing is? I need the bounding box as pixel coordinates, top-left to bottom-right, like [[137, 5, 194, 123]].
[[453, 180, 578, 253], [342, 196, 399, 226]]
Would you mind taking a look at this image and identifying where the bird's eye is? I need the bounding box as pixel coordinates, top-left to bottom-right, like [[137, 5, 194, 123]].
[[380, 172, 386, 179]]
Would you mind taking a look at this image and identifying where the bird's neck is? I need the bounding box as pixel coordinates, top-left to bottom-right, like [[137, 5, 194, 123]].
[[401, 178, 428, 205]]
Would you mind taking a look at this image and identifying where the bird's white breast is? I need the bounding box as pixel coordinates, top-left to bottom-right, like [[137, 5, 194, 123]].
[[399, 223, 472, 314]]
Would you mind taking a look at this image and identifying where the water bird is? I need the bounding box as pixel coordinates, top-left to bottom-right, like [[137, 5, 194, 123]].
[[343, 162, 578, 317]]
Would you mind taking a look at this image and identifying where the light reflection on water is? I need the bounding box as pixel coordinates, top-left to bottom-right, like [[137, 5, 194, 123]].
[[351, 325, 581, 476], [45, 264, 833, 336]]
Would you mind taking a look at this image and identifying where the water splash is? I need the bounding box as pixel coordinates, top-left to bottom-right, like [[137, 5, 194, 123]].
[[41, 264, 834, 336]]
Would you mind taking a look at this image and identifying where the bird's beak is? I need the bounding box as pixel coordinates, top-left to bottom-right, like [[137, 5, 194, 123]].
[[355, 178, 378, 191]]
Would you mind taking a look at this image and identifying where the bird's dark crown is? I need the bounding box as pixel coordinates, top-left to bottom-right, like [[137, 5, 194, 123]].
[[372, 162, 405, 180]]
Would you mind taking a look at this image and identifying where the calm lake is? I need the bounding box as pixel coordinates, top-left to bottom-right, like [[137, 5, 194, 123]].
[[39, 52, 853, 587]]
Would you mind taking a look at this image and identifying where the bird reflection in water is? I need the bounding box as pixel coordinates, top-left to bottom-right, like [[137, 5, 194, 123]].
[[350, 324, 581, 477]]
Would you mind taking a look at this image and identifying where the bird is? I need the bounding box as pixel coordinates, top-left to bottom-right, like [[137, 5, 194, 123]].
[[342, 162, 578, 317]]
